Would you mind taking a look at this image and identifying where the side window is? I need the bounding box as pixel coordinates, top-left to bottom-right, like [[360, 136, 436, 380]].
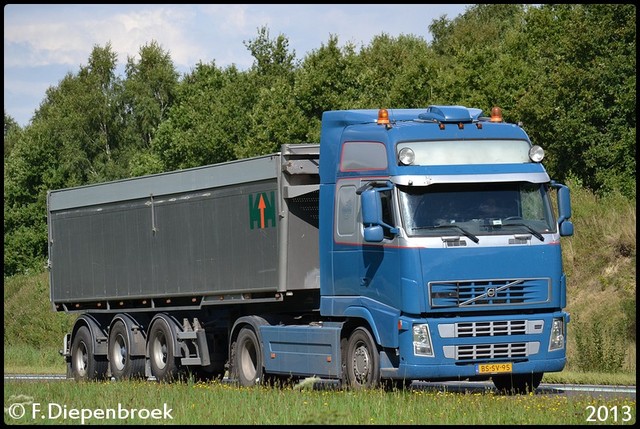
[[380, 189, 394, 240], [337, 185, 356, 237], [340, 142, 388, 171]]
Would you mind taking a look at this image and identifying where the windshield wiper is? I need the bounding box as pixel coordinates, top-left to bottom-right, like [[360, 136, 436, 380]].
[[413, 224, 480, 243], [500, 222, 545, 242]]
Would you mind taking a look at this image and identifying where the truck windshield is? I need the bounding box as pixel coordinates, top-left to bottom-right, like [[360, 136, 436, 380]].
[[397, 182, 556, 239]]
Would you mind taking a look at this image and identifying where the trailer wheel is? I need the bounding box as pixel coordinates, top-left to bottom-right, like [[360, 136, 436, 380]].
[[345, 327, 380, 389], [70, 326, 107, 381], [492, 372, 543, 395], [148, 318, 179, 382], [233, 327, 263, 387], [108, 320, 144, 380]]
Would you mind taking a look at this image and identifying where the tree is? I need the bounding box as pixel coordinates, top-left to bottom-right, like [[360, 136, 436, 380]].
[[122, 40, 179, 150], [514, 4, 636, 198], [294, 34, 360, 141], [4, 110, 21, 159], [151, 62, 249, 170]]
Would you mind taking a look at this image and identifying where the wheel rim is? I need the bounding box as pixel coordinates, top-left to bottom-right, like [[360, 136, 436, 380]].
[[74, 341, 88, 376], [240, 340, 257, 380], [152, 331, 168, 370], [352, 342, 371, 384], [111, 334, 127, 371]]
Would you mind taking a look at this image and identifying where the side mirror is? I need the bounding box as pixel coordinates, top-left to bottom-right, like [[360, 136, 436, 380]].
[[363, 225, 384, 243], [560, 221, 574, 237], [359, 184, 398, 242], [554, 183, 574, 237], [361, 188, 382, 225]]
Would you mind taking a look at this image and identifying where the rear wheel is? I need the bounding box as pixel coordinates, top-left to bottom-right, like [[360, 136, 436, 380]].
[[232, 327, 264, 387], [148, 318, 179, 382], [344, 327, 380, 389], [492, 372, 543, 395], [70, 326, 107, 381], [108, 320, 145, 380]]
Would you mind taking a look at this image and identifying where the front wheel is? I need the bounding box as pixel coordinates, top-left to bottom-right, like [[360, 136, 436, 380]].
[[492, 372, 543, 395], [344, 327, 380, 389], [232, 327, 264, 387]]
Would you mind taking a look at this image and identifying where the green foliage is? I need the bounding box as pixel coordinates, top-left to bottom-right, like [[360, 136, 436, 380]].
[[513, 4, 636, 200], [3, 5, 636, 283], [234, 75, 309, 158], [295, 35, 360, 117], [3, 272, 75, 348], [572, 313, 627, 373], [123, 40, 180, 150], [4, 110, 21, 158], [560, 178, 636, 372], [152, 62, 253, 169]]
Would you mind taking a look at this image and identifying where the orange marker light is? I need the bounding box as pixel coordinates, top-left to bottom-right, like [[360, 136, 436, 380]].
[[377, 109, 390, 125], [490, 106, 503, 122]]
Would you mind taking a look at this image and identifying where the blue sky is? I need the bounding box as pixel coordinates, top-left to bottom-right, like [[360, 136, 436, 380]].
[[4, 4, 470, 127]]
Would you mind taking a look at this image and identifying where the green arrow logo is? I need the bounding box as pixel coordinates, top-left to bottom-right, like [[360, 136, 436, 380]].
[[249, 191, 276, 229]]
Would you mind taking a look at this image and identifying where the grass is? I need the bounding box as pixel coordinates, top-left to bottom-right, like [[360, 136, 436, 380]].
[[3, 378, 636, 425]]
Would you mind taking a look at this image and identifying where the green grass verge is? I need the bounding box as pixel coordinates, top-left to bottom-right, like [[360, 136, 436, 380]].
[[4, 378, 636, 425]]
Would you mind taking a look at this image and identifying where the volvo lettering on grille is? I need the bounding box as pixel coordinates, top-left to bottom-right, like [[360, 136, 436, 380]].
[[429, 278, 551, 308]]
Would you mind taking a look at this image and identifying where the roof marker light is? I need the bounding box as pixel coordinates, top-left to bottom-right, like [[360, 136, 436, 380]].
[[377, 109, 390, 125], [490, 106, 503, 122]]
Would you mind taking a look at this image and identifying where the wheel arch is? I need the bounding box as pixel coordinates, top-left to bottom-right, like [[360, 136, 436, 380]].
[[146, 313, 182, 359], [109, 313, 147, 357], [229, 315, 271, 352], [341, 306, 385, 347], [71, 314, 109, 356]]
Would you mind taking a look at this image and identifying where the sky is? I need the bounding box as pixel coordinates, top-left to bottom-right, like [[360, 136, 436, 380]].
[[4, 4, 471, 128]]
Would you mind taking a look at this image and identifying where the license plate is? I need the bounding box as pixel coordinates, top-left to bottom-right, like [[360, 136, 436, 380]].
[[477, 362, 512, 374]]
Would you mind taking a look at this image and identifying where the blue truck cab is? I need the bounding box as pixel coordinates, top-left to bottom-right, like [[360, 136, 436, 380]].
[[317, 106, 574, 392]]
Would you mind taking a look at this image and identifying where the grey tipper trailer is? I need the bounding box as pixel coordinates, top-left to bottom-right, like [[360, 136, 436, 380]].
[[48, 143, 320, 307], [47, 144, 321, 381]]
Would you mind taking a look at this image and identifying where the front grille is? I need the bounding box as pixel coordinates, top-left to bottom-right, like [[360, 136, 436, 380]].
[[429, 278, 550, 308], [456, 343, 528, 360], [457, 320, 527, 337]]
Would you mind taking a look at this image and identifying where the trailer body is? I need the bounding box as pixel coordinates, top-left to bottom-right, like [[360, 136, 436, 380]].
[[48, 106, 574, 393], [49, 146, 320, 307]]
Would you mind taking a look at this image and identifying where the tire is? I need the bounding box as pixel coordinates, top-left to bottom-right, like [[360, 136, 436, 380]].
[[108, 320, 145, 380], [70, 325, 107, 381], [344, 327, 380, 389], [232, 327, 264, 387], [148, 318, 180, 382], [492, 372, 543, 395]]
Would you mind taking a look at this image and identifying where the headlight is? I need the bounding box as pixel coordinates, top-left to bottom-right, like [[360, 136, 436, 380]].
[[413, 324, 434, 356], [529, 145, 545, 162], [398, 147, 415, 165], [549, 317, 565, 351]]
